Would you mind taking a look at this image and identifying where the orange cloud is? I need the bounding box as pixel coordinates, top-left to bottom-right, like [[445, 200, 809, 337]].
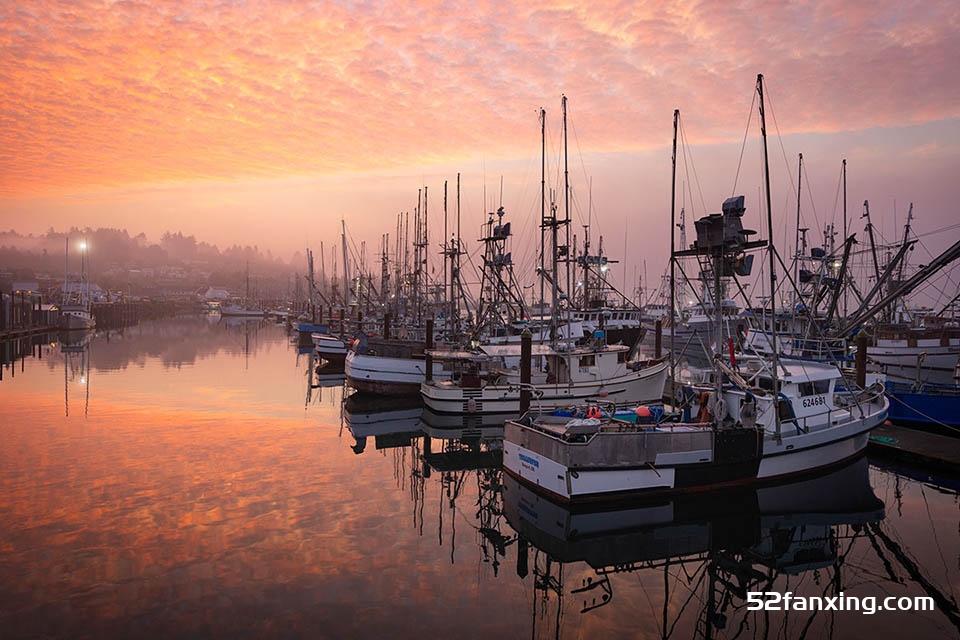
[[1, 0, 958, 198]]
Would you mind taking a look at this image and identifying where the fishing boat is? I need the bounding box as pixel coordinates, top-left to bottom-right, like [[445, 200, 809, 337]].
[[884, 378, 960, 432], [421, 341, 668, 416], [503, 355, 888, 503], [505, 78, 890, 504], [58, 237, 96, 331], [345, 336, 450, 395]]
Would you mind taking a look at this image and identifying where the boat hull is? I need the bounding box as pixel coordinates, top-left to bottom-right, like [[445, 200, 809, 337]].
[[58, 308, 95, 330], [885, 382, 960, 429], [503, 396, 887, 503], [345, 350, 450, 396], [422, 360, 668, 415], [865, 340, 960, 371]]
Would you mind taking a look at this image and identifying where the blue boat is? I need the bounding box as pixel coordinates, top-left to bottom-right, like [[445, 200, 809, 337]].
[[884, 380, 960, 431]]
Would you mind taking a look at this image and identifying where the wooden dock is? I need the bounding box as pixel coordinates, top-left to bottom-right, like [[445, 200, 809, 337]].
[[867, 423, 960, 474]]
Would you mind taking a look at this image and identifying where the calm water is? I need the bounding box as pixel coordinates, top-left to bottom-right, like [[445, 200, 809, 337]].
[[1, 316, 958, 639]]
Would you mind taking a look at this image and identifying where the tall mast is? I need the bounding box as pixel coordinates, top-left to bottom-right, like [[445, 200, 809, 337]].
[[794, 153, 803, 308], [842, 159, 847, 318], [341, 219, 349, 309], [63, 236, 69, 303], [540, 107, 546, 323], [669, 109, 678, 389], [562, 94, 571, 324], [757, 73, 781, 437], [444, 180, 449, 331], [455, 173, 462, 340]]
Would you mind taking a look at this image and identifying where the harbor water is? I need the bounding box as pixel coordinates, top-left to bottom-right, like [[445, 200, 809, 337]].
[[1, 316, 958, 638]]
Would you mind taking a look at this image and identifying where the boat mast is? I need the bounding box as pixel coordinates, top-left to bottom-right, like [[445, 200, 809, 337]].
[[540, 107, 548, 334], [842, 159, 847, 318], [793, 153, 803, 311], [757, 73, 781, 436], [341, 219, 349, 310], [669, 109, 678, 390], [562, 95, 571, 329]]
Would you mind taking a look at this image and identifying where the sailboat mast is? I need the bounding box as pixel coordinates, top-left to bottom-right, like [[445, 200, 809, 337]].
[[757, 73, 781, 435]]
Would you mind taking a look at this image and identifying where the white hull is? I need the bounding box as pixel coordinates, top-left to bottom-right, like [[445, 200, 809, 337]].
[[59, 308, 95, 330], [345, 350, 450, 395], [865, 340, 959, 371], [422, 360, 668, 415], [504, 392, 887, 503], [312, 333, 348, 362]]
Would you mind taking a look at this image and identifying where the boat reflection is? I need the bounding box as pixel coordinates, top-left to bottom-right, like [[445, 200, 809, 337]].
[[60, 329, 93, 417], [504, 456, 886, 637], [341, 393, 424, 454]]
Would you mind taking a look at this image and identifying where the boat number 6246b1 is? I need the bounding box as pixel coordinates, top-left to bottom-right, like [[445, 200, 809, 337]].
[[802, 395, 825, 408]]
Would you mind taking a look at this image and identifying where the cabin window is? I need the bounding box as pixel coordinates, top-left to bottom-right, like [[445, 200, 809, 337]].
[[617, 351, 627, 363], [579, 355, 596, 368], [757, 377, 775, 392], [799, 380, 830, 396]]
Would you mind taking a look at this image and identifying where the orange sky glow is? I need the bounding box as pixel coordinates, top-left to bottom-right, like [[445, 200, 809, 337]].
[[1, 0, 959, 274]]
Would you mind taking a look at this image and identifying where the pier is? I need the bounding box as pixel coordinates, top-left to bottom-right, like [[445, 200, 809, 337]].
[[867, 422, 960, 475]]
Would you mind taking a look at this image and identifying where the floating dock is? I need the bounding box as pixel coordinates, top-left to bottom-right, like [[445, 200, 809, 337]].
[[867, 422, 960, 475]]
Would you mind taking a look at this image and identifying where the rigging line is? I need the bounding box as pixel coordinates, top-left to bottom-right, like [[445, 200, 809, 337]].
[[921, 483, 958, 604], [802, 164, 823, 245], [678, 116, 708, 218], [762, 78, 800, 208], [568, 111, 595, 233], [830, 162, 843, 232], [731, 88, 757, 197]]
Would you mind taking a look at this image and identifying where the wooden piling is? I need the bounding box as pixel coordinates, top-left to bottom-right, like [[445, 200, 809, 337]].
[[520, 328, 532, 414], [424, 318, 434, 382], [855, 333, 868, 388]]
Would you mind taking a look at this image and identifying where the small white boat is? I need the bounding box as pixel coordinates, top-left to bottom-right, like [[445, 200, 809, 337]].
[[312, 333, 348, 363], [219, 303, 264, 318]]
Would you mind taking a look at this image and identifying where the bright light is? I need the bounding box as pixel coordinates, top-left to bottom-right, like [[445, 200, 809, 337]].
[[77, 241, 87, 251], [600, 265, 609, 273]]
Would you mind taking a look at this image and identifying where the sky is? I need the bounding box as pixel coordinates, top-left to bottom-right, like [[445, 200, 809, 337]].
[[1, 0, 959, 297]]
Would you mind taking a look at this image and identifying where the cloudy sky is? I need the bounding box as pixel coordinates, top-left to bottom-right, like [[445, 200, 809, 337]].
[[1, 0, 958, 291]]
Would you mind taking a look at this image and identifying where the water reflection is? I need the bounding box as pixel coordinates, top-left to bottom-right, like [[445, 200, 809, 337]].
[[1, 317, 957, 638]]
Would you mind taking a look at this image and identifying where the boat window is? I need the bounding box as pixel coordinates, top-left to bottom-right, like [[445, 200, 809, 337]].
[[756, 377, 775, 392], [579, 355, 596, 367], [799, 380, 830, 396], [618, 351, 627, 363]]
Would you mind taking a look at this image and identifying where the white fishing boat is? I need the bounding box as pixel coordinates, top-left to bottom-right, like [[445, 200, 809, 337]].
[[421, 342, 668, 416], [58, 237, 96, 331], [861, 328, 960, 371], [345, 340, 450, 395], [505, 79, 890, 504], [503, 357, 888, 503]]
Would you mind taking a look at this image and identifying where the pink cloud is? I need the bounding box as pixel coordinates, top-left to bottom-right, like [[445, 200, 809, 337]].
[[0, 0, 957, 199]]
